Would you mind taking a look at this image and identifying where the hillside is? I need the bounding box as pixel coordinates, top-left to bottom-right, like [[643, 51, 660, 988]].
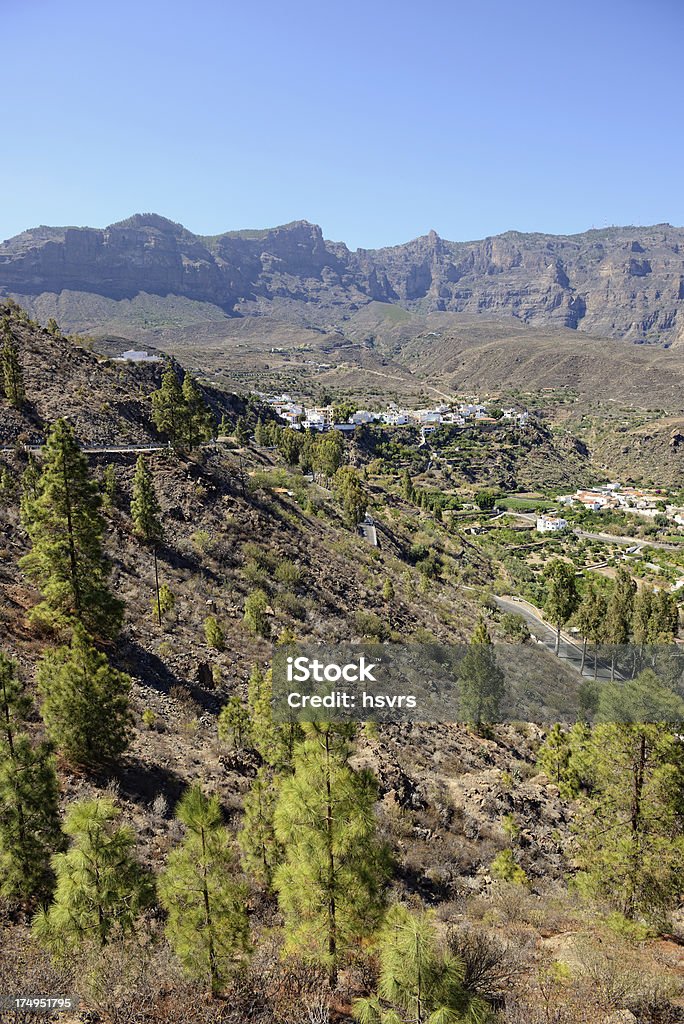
[[0, 302, 246, 447], [1, 214, 684, 346], [3, 307, 684, 1022]]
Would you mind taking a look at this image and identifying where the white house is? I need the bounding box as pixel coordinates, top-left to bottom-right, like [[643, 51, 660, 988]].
[[303, 412, 327, 430], [350, 410, 376, 425], [536, 516, 568, 533], [383, 411, 410, 426]]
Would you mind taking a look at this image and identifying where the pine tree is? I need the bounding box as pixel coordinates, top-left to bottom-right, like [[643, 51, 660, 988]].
[[0, 464, 15, 501], [254, 417, 267, 446], [0, 653, 63, 902], [204, 615, 225, 651], [234, 415, 250, 446], [130, 456, 163, 544], [312, 431, 344, 484], [401, 469, 415, 503], [181, 374, 214, 448], [243, 588, 270, 638], [1, 318, 25, 408], [333, 466, 368, 528], [543, 559, 579, 655], [353, 903, 481, 1024], [20, 419, 122, 638], [238, 766, 282, 888], [130, 455, 164, 624], [536, 724, 581, 798], [649, 589, 679, 644], [575, 580, 604, 674], [151, 365, 185, 443], [32, 798, 152, 958], [158, 786, 250, 996], [218, 695, 251, 748], [273, 723, 389, 987], [632, 585, 654, 652], [36, 627, 133, 768], [101, 464, 117, 509], [603, 567, 636, 679], [246, 664, 302, 771], [574, 711, 684, 924], [247, 664, 275, 759], [19, 454, 41, 528], [595, 667, 684, 725], [458, 618, 505, 731]]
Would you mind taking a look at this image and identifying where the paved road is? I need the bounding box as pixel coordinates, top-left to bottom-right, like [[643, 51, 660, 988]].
[[495, 594, 621, 681], [358, 516, 379, 546], [576, 529, 681, 553], [0, 442, 170, 455]]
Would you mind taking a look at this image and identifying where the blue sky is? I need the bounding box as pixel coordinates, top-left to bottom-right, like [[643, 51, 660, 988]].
[[2, 0, 683, 248]]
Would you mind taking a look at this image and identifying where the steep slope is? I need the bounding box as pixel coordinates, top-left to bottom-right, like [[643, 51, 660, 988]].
[[0, 301, 245, 447], [2, 214, 684, 345]]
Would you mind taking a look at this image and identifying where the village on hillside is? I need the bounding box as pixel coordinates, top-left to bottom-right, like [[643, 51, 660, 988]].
[[537, 483, 684, 534], [262, 393, 530, 432]]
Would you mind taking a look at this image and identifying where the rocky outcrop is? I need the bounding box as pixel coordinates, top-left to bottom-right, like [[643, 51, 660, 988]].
[[1, 215, 684, 344]]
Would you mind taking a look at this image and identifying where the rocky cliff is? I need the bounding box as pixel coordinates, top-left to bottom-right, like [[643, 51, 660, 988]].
[[1, 214, 683, 344]]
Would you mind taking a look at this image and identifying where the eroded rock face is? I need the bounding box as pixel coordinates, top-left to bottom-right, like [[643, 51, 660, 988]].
[[1, 214, 684, 343]]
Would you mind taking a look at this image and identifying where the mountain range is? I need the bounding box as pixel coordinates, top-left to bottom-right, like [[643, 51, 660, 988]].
[[1, 214, 683, 346]]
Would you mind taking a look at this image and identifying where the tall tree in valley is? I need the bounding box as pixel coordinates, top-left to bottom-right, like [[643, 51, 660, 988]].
[[151, 365, 185, 444], [238, 766, 283, 890], [575, 579, 606, 675], [603, 567, 637, 680], [32, 799, 152, 958], [181, 374, 215, 448], [458, 617, 505, 732], [543, 559, 579, 655]]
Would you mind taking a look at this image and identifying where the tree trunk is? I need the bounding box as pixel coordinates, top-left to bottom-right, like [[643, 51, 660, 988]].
[[626, 732, 647, 919], [153, 546, 162, 627], [580, 637, 587, 674], [324, 730, 337, 988], [200, 827, 219, 997], [555, 622, 561, 655], [1, 679, 28, 862], [61, 448, 81, 615]]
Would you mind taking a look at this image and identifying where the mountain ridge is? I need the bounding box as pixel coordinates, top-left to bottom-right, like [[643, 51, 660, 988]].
[[2, 214, 684, 346]]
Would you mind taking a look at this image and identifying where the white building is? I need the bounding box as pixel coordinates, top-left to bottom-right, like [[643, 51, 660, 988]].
[[303, 412, 327, 430], [350, 410, 376, 425], [536, 516, 568, 533], [382, 411, 410, 426]]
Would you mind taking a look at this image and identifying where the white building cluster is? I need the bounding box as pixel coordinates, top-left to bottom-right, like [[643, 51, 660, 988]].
[[558, 483, 666, 518], [263, 394, 529, 433]]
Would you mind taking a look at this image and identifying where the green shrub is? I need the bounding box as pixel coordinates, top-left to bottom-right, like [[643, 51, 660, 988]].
[[274, 591, 306, 621], [490, 849, 528, 886], [204, 615, 225, 651], [274, 560, 303, 590], [243, 589, 270, 638], [353, 610, 390, 641], [141, 709, 157, 730]]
